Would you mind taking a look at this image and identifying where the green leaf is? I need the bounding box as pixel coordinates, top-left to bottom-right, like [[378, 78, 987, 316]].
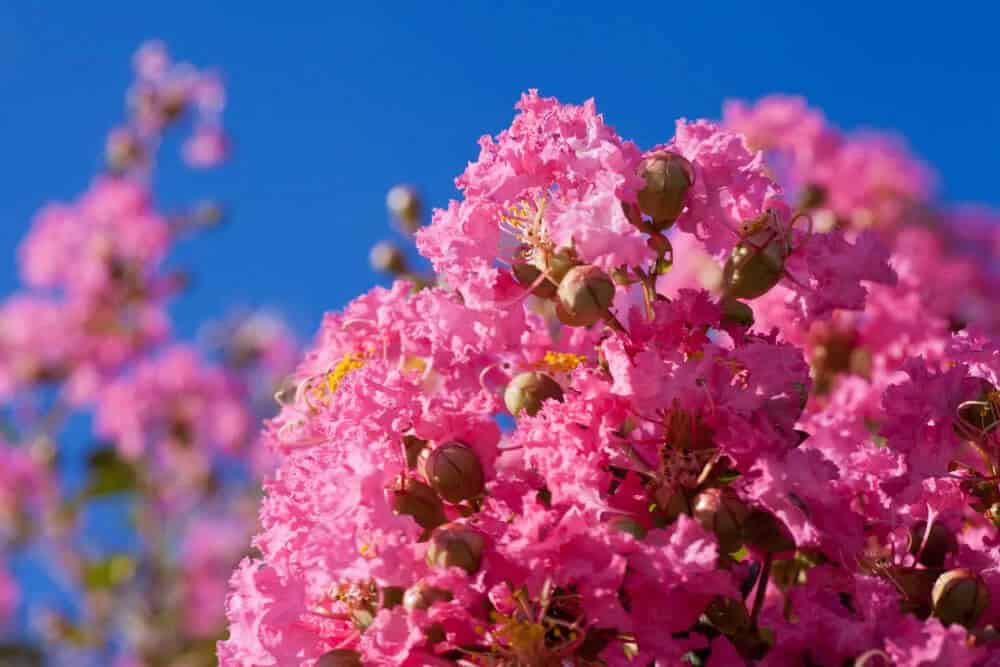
[[84, 446, 138, 498]]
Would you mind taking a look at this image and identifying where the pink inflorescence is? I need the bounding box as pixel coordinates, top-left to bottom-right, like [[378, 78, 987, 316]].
[[219, 92, 1000, 665]]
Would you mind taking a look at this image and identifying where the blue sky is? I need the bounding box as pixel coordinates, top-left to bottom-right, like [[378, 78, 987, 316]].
[[1, 1, 998, 342]]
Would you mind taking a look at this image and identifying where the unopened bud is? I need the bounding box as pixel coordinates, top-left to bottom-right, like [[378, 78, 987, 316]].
[[608, 515, 647, 540], [743, 508, 795, 554], [797, 183, 827, 210], [694, 488, 749, 554], [722, 216, 788, 300], [387, 185, 423, 232], [504, 371, 564, 417], [512, 262, 557, 298], [721, 298, 754, 327], [193, 200, 224, 227], [908, 521, 957, 568], [425, 442, 485, 503], [316, 649, 363, 667], [392, 479, 447, 531], [426, 524, 485, 574], [402, 582, 453, 611], [380, 586, 405, 609], [556, 265, 615, 327], [637, 152, 694, 228], [932, 569, 989, 628], [369, 241, 407, 274], [105, 129, 144, 172], [705, 596, 751, 636]]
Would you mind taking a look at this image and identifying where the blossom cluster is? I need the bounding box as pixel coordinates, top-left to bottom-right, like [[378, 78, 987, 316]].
[[0, 43, 295, 666], [221, 92, 1000, 666]]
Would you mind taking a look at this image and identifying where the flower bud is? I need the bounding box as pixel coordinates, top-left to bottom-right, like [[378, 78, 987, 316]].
[[392, 479, 447, 531], [908, 521, 957, 568], [721, 298, 754, 327], [743, 508, 795, 554], [705, 596, 751, 636], [797, 183, 827, 210], [636, 152, 694, 228], [316, 650, 363, 667], [424, 441, 485, 503], [722, 219, 788, 300], [504, 371, 564, 417], [512, 262, 557, 298], [556, 265, 615, 327], [386, 185, 423, 232], [426, 524, 485, 574], [694, 488, 749, 554], [932, 568, 989, 628], [608, 515, 647, 540], [402, 582, 453, 611], [380, 586, 405, 609], [369, 241, 407, 274]]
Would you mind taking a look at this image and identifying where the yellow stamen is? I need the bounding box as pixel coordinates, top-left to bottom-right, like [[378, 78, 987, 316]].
[[539, 351, 586, 374], [327, 353, 366, 394]]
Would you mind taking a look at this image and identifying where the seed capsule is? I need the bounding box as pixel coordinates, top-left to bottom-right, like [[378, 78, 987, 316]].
[[391, 479, 447, 531], [386, 184, 423, 232], [556, 265, 615, 327], [424, 442, 485, 503], [426, 524, 486, 574], [932, 569, 989, 628], [402, 582, 454, 611], [693, 488, 749, 554], [369, 241, 407, 274], [743, 508, 795, 554], [722, 220, 788, 300], [908, 521, 957, 569], [720, 298, 754, 327], [608, 515, 647, 540], [636, 152, 694, 228], [504, 371, 564, 417], [316, 649, 364, 667]]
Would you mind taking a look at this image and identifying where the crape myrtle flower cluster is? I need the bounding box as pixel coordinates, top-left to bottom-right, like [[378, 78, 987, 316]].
[[220, 90, 1000, 667], [0, 43, 295, 666]]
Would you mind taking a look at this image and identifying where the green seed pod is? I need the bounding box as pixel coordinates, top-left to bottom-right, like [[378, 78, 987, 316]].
[[636, 152, 695, 228], [316, 649, 364, 667], [704, 596, 751, 636], [743, 508, 795, 554], [556, 265, 615, 327], [908, 521, 957, 569], [720, 297, 754, 327], [693, 488, 750, 554], [608, 515, 647, 540], [504, 371, 564, 417], [391, 479, 447, 531], [426, 524, 486, 574], [512, 261, 557, 298], [369, 241, 407, 274], [402, 582, 454, 611], [932, 568, 989, 628], [425, 441, 485, 503], [722, 230, 787, 300]]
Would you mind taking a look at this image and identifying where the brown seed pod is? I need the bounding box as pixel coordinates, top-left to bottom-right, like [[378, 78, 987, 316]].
[[424, 441, 485, 503]]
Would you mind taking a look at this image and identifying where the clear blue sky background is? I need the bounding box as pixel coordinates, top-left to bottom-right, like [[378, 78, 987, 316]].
[[1, 1, 999, 340]]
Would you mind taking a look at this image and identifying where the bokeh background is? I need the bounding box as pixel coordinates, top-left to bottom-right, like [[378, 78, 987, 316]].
[[2, 0, 998, 343]]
